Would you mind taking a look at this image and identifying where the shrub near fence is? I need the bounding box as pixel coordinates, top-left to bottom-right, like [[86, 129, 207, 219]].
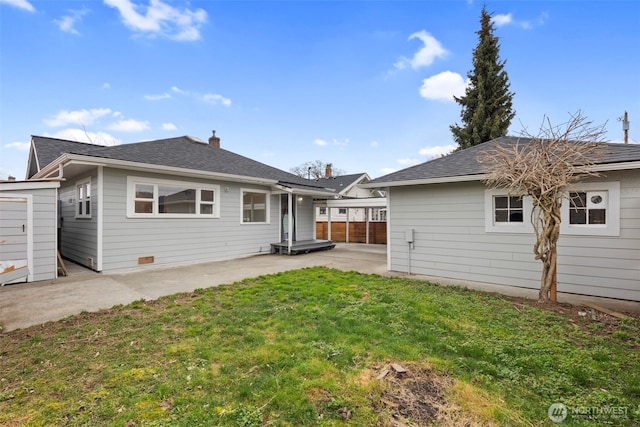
[[316, 221, 387, 244]]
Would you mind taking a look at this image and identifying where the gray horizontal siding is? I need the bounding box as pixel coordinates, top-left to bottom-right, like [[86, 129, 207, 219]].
[[101, 169, 281, 272], [388, 171, 640, 301], [59, 173, 98, 269]]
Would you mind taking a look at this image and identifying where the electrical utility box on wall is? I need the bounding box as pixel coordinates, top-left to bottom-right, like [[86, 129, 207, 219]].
[[405, 229, 414, 243]]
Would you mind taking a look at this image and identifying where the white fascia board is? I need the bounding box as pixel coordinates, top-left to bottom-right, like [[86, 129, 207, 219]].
[[274, 184, 336, 197], [0, 180, 61, 191], [590, 161, 640, 172], [360, 174, 486, 189], [36, 154, 279, 186], [325, 197, 387, 208]]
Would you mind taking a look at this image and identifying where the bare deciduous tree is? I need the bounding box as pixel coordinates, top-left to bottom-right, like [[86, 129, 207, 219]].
[[478, 111, 607, 302]]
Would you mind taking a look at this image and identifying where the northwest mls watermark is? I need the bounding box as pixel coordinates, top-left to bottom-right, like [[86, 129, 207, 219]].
[[548, 402, 631, 423]]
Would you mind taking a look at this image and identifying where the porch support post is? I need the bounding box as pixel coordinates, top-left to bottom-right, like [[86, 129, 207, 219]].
[[365, 207, 370, 244], [327, 207, 332, 241], [288, 193, 293, 254], [345, 208, 349, 243]]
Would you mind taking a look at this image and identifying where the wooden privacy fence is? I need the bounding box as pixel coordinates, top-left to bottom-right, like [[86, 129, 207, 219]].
[[316, 221, 387, 244]]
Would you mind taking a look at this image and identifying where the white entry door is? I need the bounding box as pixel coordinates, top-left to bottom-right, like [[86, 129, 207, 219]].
[[0, 196, 30, 284]]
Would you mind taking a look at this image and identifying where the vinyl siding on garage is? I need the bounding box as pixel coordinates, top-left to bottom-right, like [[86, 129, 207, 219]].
[[100, 168, 280, 272], [387, 170, 640, 301], [0, 184, 59, 282], [388, 181, 541, 289]]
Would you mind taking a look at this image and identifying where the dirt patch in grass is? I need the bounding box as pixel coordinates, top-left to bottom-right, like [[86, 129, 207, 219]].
[[368, 362, 484, 427]]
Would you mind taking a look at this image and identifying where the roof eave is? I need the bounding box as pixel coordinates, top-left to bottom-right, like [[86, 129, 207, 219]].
[[33, 154, 280, 186], [361, 174, 487, 189]]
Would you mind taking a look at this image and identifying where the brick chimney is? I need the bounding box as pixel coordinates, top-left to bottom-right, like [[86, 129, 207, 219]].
[[208, 130, 220, 148], [325, 163, 332, 178]]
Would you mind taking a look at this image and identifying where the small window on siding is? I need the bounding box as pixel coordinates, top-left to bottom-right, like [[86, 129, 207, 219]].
[[242, 190, 269, 223], [569, 191, 606, 225], [561, 182, 619, 236], [338, 208, 347, 215], [319, 207, 327, 215], [76, 178, 91, 218], [494, 196, 523, 223]]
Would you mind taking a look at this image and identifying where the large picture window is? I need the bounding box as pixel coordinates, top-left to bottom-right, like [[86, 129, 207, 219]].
[[128, 177, 219, 218], [76, 178, 91, 218], [242, 190, 269, 223]]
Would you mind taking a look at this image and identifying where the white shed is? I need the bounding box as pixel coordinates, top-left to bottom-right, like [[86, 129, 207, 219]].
[[0, 179, 60, 284]]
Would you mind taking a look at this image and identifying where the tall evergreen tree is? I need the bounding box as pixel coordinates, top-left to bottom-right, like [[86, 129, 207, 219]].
[[450, 6, 515, 150]]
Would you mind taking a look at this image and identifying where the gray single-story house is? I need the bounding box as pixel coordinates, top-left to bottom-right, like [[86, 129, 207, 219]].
[[362, 136, 640, 302], [25, 133, 336, 273], [0, 179, 60, 283]]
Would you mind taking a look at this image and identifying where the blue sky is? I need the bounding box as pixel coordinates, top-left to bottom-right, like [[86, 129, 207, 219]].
[[1, 0, 639, 180]]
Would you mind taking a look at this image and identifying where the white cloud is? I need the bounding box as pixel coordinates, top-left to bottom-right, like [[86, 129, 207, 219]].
[[397, 158, 421, 166], [161, 122, 177, 131], [419, 71, 469, 102], [313, 139, 328, 147], [108, 118, 150, 132], [332, 138, 349, 147], [104, 0, 207, 41], [0, 0, 35, 12], [394, 30, 448, 70], [492, 11, 548, 29], [492, 13, 512, 27], [171, 86, 185, 94], [370, 140, 379, 148], [46, 129, 121, 146], [145, 92, 171, 100], [381, 167, 397, 175], [4, 141, 30, 151], [54, 8, 89, 35], [44, 108, 113, 127], [102, 82, 111, 89], [203, 93, 232, 107], [419, 144, 456, 158]]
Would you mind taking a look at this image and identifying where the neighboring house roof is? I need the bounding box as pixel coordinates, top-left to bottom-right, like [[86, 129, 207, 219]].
[[29, 135, 336, 195], [363, 136, 640, 188], [314, 173, 371, 196]]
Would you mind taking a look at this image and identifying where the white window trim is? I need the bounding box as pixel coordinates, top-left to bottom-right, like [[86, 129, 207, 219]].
[[240, 188, 270, 224], [126, 176, 220, 218], [484, 189, 534, 233], [560, 181, 620, 236], [76, 177, 92, 219]]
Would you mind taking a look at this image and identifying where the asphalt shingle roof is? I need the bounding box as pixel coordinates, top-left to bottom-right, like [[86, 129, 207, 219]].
[[367, 136, 640, 185], [31, 135, 335, 193], [313, 173, 368, 194]]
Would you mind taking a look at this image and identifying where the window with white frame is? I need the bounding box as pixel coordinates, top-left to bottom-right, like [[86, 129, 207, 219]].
[[242, 190, 269, 223], [76, 178, 91, 218], [561, 181, 619, 236], [484, 189, 533, 233], [370, 207, 387, 222], [494, 195, 523, 223], [338, 208, 347, 215], [127, 177, 219, 218], [319, 207, 327, 215]]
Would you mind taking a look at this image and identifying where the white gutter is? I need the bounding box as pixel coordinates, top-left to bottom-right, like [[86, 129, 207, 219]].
[[360, 174, 487, 189], [361, 160, 640, 189], [273, 184, 336, 197]]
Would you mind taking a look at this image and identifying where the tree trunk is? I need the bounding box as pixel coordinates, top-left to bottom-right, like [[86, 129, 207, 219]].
[[536, 206, 560, 302]]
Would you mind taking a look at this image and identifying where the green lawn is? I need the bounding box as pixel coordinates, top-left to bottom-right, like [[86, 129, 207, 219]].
[[1, 267, 638, 426]]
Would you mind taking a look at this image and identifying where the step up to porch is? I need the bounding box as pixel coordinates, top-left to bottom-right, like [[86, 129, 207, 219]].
[[270, 240, 336, 255]]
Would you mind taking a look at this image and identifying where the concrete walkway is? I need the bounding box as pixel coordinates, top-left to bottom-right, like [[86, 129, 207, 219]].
[[0, 244, 387, 332], [1, 243, 638, 332]]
